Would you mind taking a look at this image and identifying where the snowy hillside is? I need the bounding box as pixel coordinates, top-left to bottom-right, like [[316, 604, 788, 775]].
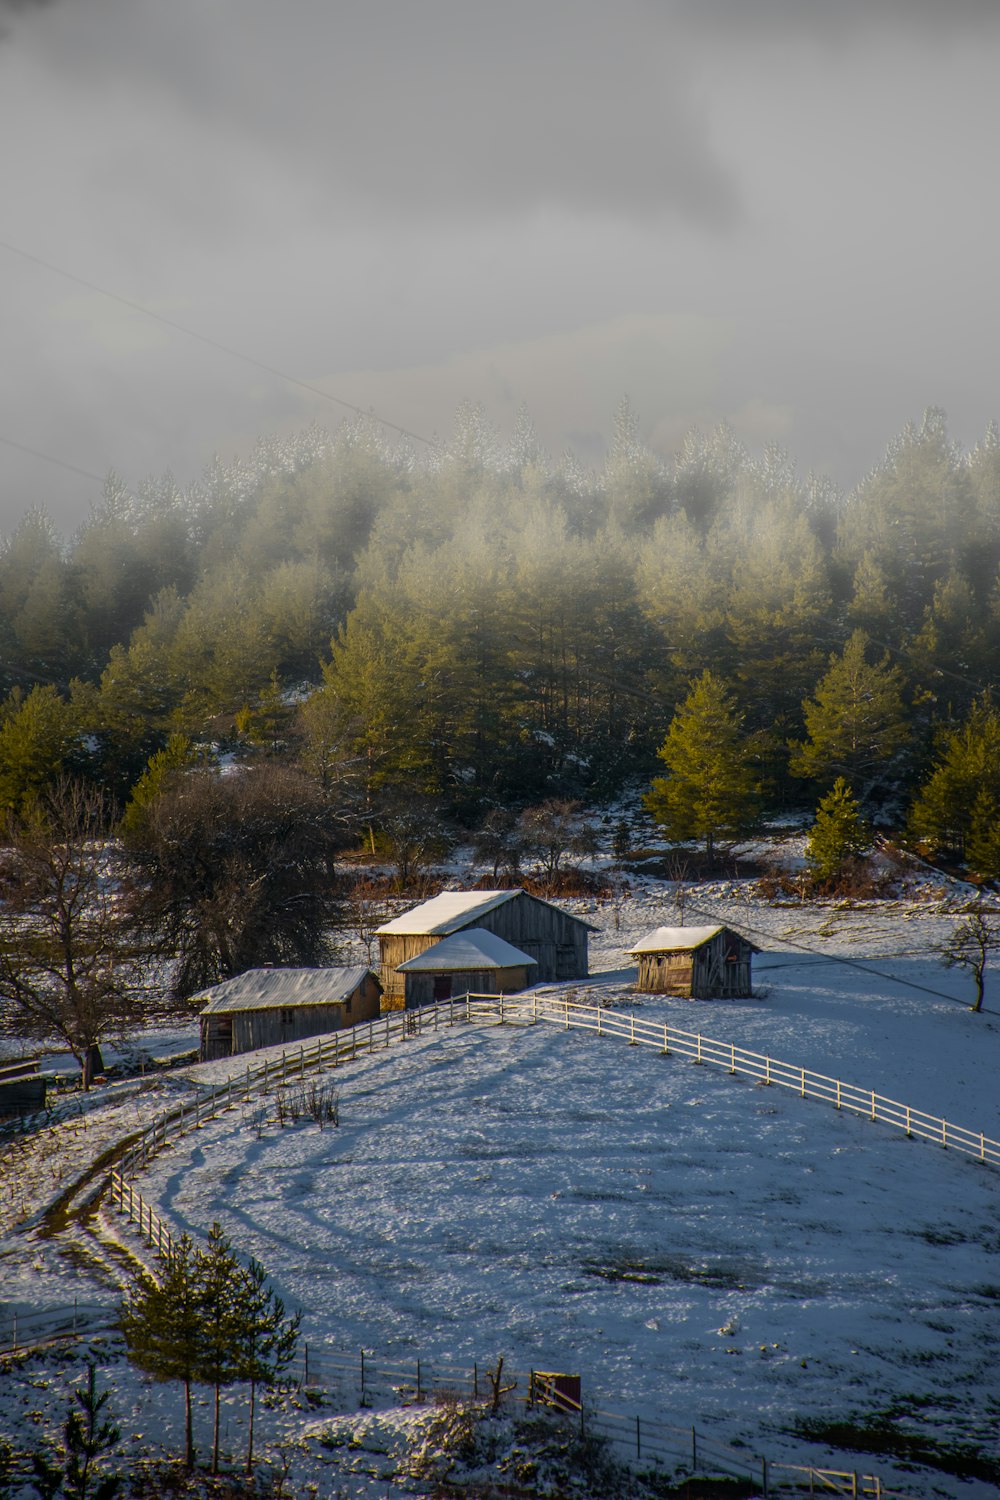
[[2, 880, 999, 1497]]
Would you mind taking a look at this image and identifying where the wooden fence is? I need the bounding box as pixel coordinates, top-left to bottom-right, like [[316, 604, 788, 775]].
[[499, 992, 1000, 1168]]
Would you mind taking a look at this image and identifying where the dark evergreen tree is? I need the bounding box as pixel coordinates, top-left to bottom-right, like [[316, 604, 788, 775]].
[[236, 1259, 301, 1473], [644, 671, 761, 862], [119, 1235, 204, 1468], [806, 778, 872, 883], [789, 631, 909, 801]]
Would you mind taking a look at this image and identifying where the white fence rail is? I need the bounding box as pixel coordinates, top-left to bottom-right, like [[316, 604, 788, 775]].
[[499, 993, 1000, 1168]]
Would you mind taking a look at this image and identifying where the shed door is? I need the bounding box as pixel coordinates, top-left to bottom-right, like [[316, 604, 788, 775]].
[[433, 975, 452, 1001]]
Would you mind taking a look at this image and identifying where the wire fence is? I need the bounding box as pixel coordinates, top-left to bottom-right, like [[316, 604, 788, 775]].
[[0, 1311, 909, 1497], [8, 991, 981, 1500]]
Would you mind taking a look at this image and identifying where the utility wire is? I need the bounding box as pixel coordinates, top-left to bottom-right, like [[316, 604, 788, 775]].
[[0, 236, 436, 450], [676, 888, 997, 1014], [0, 435, 106, 486]]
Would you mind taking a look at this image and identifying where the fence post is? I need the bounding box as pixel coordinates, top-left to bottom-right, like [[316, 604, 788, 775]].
[[800, 1067, 805, 1097], [663, 1024, 670, 1056], [304, 1343, 310, 1386], [764, 1055, 771, 1085], [836, 1079, 842, 1110], [692, 1426, 697, 1470], [629, 1015, 636, 1045], [635, 1414, 641, 1459], [417, 1358, 422, 1401], [360, 1349, 367, 1406], [871, 1089, 876, 1121], [474, 1361, 478, 1399], [942, 1121, 948, 1149], [500, 992, 504, 1024]]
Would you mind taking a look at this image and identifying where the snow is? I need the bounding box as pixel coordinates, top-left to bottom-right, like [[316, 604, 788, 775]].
[[396, 928, 536, 971], [2, 875, 1000, 1496], [376, 888, 523, 935], [629, 923, 724, 952], [197, 966, 374, 1014]]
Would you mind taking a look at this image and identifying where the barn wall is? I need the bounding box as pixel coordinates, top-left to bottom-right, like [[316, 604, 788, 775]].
[[208, 985, 381, 1059], [472, 894, 588, 981], [403, 963, 533, 1009], [636, 929, 755, 999], [379, 934, 441, 1008]]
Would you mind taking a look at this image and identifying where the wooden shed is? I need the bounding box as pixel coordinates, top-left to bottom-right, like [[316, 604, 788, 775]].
[[396, 927, 537, 1008], [0, 1059, 48, 1117], [629, 925, 758, 999], [377, 888, 594, 1009], [198, 966, 382, 1061]]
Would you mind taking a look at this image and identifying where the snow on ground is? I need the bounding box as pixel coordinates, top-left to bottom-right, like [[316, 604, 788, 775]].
[[2, 875, 1000, 1496]]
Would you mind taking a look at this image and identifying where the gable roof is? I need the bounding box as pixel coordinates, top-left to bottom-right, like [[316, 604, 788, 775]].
[[629, 925, 724, 955], [198, 966, 377, 1015], [397, 928, 537, 973], [629, 925, 760, 956], [377, 889, 521, 936]]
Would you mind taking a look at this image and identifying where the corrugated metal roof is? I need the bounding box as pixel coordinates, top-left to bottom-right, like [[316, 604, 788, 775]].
[[397, 928, 537, 973], [628, 925, 723, 955], [377, 889, 521, 936], [198, 967, 376, 1015]]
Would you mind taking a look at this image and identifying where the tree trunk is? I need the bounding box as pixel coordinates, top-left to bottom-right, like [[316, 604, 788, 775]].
[[184, 1379, 194, 1469], [212, 1381, 221, 1474], [246, 1378, 257, 1474]]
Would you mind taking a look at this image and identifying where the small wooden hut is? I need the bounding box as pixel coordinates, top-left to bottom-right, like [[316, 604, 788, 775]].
[[0, 1059, 48, 1117], [198, 966, 382, 1061], [629, 925, 757, 999], [396, 928, 537, 1008], [377, 888, 594, 1009]]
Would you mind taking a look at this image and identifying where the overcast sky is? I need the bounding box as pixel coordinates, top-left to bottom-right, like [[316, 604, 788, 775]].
[[2, 0, 999, 533]]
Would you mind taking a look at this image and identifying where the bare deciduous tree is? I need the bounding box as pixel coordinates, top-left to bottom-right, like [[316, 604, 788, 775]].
[[0, 780, 140, 1088], [940, 903, 1000, 1012]]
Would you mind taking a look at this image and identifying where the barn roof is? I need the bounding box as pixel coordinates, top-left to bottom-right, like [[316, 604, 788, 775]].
[[629, 925, 724, 954], [198, 967, 377, 1015], [397, 928, 537, 973], [629, 925, 760, 955], [378, 888, 596, 937]]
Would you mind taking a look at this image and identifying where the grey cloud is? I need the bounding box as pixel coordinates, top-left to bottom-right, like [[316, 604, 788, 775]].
[[670, 0, 1000, 42], [21, 0, 743, 230]]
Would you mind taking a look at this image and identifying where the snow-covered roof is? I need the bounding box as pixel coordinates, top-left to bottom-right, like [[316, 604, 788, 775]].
[[397, 929, 538, 973], [629, 925, 724, 955], [377, 887, 597, 936], [377, 889, 523, 936], [197, 967, 376, 1015]]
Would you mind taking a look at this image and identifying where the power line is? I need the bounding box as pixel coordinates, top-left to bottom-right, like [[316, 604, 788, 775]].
[[681, 889, 997, 1014], [0, 236, 436, 450], [0, 435, 106, 486]]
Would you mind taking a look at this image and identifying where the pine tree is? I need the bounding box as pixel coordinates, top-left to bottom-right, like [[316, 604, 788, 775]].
[[31, 1365, 122, 1500], [62, 1365, 122, 1500], [789, 631, 909, 798], [198, 1223, 245, 1476], [909, 697, 1000, 860], [119, 1235, 204, 1468], [236, 1259, 301, 1473], [644, 671, 761, 862], [806, 779, 872, 883]]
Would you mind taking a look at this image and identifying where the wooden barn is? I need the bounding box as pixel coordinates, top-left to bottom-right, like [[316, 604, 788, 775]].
[[377, 888, 594, 1009], [629, 925, 757, 999], [0, 1059, 48, 1117], [396, 928, 537, 1008], [198, 966, 382, 1061]]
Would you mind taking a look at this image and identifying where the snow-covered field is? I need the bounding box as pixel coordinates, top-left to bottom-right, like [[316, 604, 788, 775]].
[[2, 874, 1000, 1497]]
